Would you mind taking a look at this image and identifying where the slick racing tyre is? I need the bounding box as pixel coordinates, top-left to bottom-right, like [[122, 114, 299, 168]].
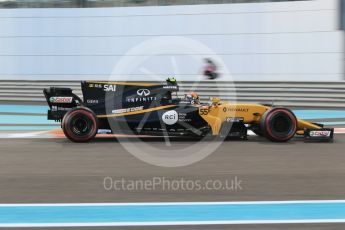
[[62, 107, 98, 142], [260, 108, 297, 142]]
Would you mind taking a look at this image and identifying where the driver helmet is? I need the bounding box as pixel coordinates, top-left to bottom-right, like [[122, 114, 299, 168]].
[[166, 76, 177, 84], [185, 92, 200, 104]]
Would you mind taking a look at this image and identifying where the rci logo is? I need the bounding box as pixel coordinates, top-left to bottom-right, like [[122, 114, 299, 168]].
[[137, 89, 150, 97], [162, 110, 178, 125]]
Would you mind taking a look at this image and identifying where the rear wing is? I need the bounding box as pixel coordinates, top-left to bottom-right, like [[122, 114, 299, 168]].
[[43, 87, 83, 121]]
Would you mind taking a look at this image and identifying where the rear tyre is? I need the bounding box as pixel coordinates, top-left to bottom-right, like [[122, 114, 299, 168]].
[[62, 107, 98, 142], [260, 108, 297, 142]]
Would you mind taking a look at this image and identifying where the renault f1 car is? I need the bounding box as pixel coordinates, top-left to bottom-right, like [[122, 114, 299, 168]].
[[43, 81, 334, 142]]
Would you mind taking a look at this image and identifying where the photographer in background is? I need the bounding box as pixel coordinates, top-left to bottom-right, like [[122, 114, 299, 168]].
[[203, 58, 218, 80]]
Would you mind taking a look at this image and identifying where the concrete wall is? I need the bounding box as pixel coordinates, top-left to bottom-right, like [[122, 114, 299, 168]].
[[0, 0, 343, 81]]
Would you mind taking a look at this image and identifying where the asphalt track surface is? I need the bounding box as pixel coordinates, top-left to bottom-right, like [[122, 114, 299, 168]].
[[1, 134, 345, 229]]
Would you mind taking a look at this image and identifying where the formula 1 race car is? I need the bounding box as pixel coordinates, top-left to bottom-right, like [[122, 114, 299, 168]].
[[43, 80, 334, 142]]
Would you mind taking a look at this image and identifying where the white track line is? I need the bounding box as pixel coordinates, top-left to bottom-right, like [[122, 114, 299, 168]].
[[0, 130, 53, 138], [1, 199, 345, 206], [1, 219, 345, 227]]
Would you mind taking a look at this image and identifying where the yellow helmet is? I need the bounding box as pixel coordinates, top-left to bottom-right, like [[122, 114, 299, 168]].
[[167, 76, 177, 84]]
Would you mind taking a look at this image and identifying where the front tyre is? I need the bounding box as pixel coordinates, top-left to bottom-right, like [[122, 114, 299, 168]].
[[260, 108, 297, 142], [62, 107, 98, 142]]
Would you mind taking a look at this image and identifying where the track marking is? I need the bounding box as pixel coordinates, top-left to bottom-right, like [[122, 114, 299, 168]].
[[0, 105, 48, 115], [1, 219, 345, 227], [1, 200, 345, 227], [0, 115, 57, 125], [0, 130, 54, 138], [293, 110, 345, 120], [2, 200, 345, 206]]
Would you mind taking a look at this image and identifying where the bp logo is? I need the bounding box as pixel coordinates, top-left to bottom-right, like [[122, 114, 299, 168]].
[[162, 110, 178, 125]]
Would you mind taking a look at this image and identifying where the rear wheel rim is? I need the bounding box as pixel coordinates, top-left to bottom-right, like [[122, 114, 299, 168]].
[[69, 114, 94, 137]]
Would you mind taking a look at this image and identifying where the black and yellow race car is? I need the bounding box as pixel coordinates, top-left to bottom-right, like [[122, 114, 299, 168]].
[[43, 80, 334, 142]]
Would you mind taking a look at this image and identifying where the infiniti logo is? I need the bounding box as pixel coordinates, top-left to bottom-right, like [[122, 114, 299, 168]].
[[137, 89, 150, 96]]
